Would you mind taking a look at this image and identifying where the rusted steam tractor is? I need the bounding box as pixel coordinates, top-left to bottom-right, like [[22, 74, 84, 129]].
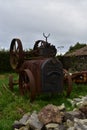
[[9, 36, 72, 101]]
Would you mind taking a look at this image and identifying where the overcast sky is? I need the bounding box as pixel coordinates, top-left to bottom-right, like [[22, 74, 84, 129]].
[[0, 0, 87, 54]]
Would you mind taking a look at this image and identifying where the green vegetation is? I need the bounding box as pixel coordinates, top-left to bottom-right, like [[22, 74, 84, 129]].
[[0, 50, 13, 73], [66, 42, 86, 54], [0, 73, 87, 130]]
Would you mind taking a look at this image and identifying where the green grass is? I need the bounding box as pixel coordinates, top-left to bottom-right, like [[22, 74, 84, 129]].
[[0, 73, 87, 130]]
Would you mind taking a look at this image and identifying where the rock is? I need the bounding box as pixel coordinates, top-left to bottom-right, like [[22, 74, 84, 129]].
[[74, 118, 87, 126], [73, 98, 82, 102], [68, 96, 87, 108], [76, 101, 83, 107], [38, 104, 63, 124], [82, 96, 87, 102], [67, 127, 74, 130], [45, 123, 59, 129], [19, 126, 29, 130], [65, 110, 83, 121], [79, 106, 87, 118], [13, 123, 25, 129], [82, 101, 87, 107], [26, 111, 43, 130], [19, 112, 30, 125], [74, 118, 87, 130], [66, 119, 74, 128], [58, 124, 66, 130], [57, 103, 66, 111], [45, 123, 66, 130], [80, 119, 87, 125], [13, 95, 87, 130]]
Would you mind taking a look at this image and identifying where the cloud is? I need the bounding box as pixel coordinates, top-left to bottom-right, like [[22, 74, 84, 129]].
[[0, 0, 87, 54]]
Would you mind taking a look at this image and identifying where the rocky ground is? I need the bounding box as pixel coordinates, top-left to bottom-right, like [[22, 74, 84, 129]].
[[13, 96, 87, 130]]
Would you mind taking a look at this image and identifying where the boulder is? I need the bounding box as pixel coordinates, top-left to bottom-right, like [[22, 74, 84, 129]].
[[38, 104, 63, 124]]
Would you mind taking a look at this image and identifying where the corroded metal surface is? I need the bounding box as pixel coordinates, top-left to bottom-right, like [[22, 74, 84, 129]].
[[19, 69, 36, 101], [21, 58, 63, 95], [10, 39, 57, 71], [10, 38, 24, 70], [71, 71, 87, 84], [9, 37, 70, 101], [33, 40, 57, 57], [63, 69, 72, 97]]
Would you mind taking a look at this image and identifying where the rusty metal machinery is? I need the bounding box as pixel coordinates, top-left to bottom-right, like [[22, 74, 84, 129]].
[[9, 37, 72, 101], [71, 71, 87, 84], [10, 39, 57, 71], [63, 69, 72, 97]]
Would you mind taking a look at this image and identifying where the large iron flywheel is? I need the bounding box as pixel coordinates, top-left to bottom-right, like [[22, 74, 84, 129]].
[[10, 38, 24, 70]]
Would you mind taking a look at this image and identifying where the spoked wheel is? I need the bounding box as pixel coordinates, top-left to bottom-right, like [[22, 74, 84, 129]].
[[19, 69, 36, 101], [63, 69, 72, 97], [10, 38, 24, 70]]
